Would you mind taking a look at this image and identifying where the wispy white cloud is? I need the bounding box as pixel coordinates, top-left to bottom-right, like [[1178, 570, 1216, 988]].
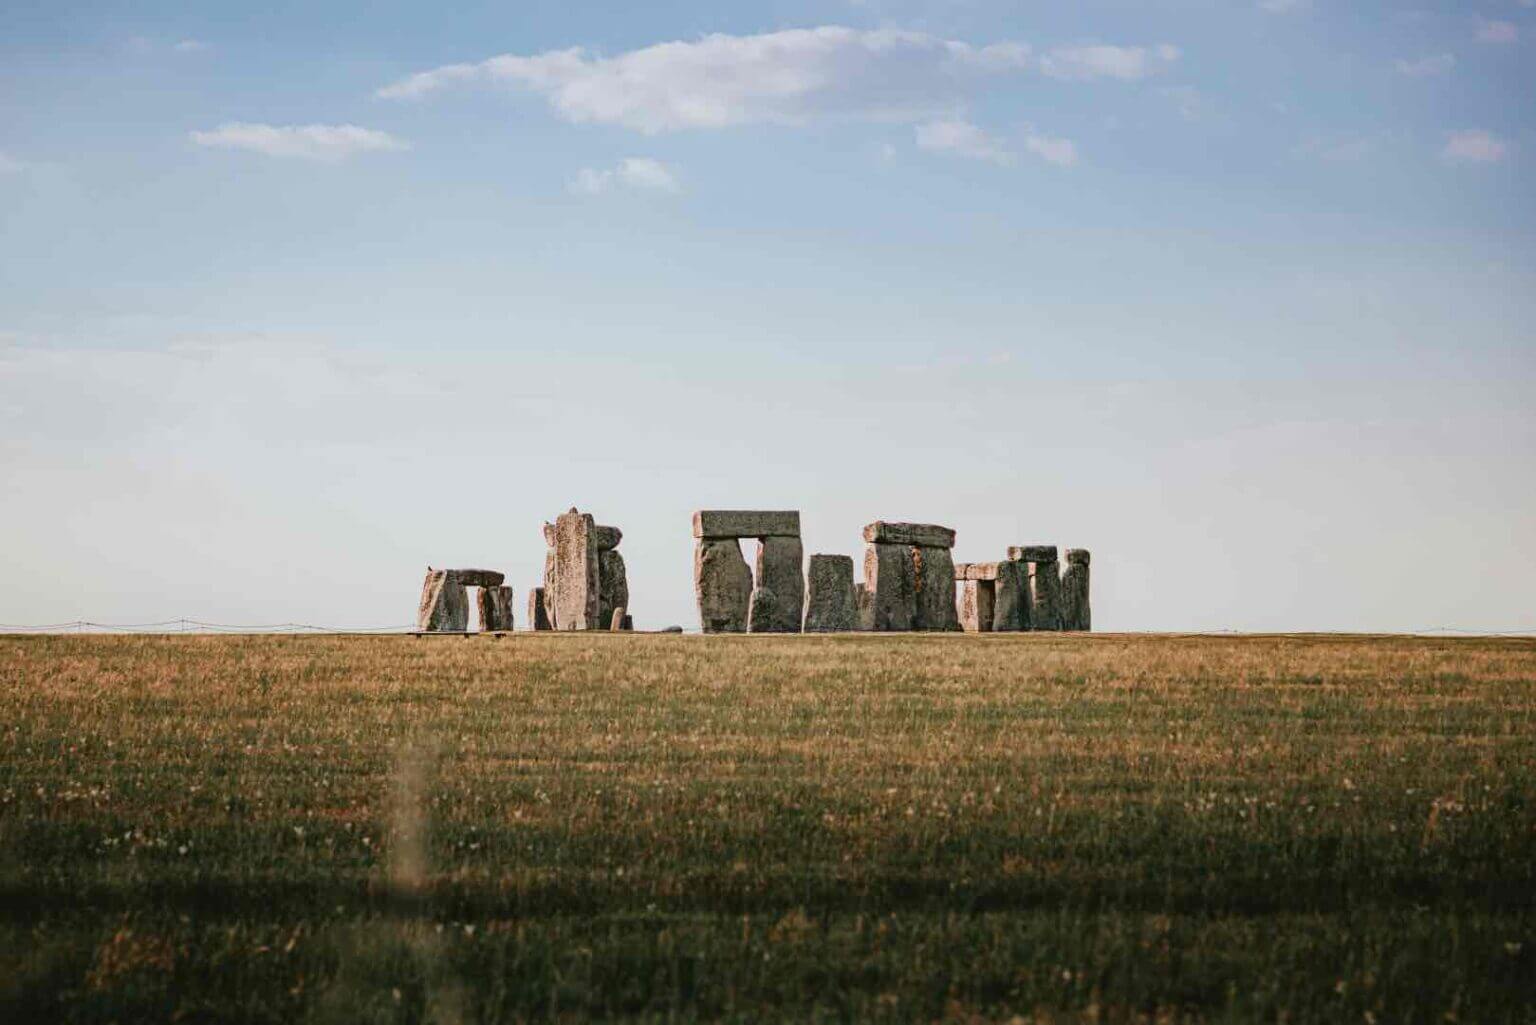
[[1037, 44, 1180, 81], [1441, 129, 1509, 164], [569, 157, 680, 194], [1394, 53, 1455, 77], [914, 120, 1013, 164], [1475, 18, 1519, 43], [1258, 0, 1311, 13], [377, 27, 1175, 133], [189, 123, 408, 161], [1023, 132, 1078, 166]]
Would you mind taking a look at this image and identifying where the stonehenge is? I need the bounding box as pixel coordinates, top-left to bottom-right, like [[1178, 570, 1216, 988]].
[[414, 506, 1090, 636], [536, 509, 630, 631], [693, 511, 804, 633], [416, 568, 507, 632]]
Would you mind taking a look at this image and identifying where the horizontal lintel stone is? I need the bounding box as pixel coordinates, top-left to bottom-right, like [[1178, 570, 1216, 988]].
[[862, 522, 956, 549], [1007, 546, 1059, 563], [1066, 548, 1090, 565], [955, 562, 1005, 581], [446, 568, 505, 588], [692, 510, 801, 539]]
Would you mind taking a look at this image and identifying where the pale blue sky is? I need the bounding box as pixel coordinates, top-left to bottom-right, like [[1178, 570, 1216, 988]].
[[1, 0, 1532, 631]]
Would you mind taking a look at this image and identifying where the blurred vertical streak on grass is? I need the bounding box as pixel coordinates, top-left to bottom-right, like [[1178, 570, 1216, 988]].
[[0, 632, 1532, 1022]]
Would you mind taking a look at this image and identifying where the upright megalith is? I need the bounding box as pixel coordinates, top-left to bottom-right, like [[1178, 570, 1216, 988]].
[[416, 568, 504, 632], [598, 548, 630, 632], [695, 538, 752, 633], [1060, 549, 1091, 631], [553, 509, 600, 630], [1009, 545, 1063, 631], [527, 587, 552, 631], [863, 543, 916, 631], [803, 554, 857, 632], [693, 510, 804, 633], [957, 577, 995, 633], [992, 559, 1028, 632], [750, 536, 805, 633], [862, 522, 958, 631], [477, 585, 514, 632]]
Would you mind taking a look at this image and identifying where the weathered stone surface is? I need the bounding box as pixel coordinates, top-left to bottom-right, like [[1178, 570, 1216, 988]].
[[593, 525, 622, 551], [695, 539, 752, 633], [597, 549, 630, 632], [553, 509, 601, 631], [913, 546, 959, 631], [749, 536, 804, 633], [541, 552, 558, 629], [1008, 545, 1059, 564], [1026, 558, 1064, 632], [454, 568, 504, 588], [610, 606, 627, 631], [992, 559, 1028, 632], [416, 570, 469, 632], [527, 587, 552, 631], [959, 580, 995, 633], [955, 561, 1004, 581], [542, 522, 556, 547], [1060, 558, 1091, 631], [1066, 548, 1090, 566], [803, 554, 856, 632], [620, 614, 634, 631], [863, 522, 956, 549], [855, 582, 871, 631], [692, 510, 801, 539], [477, 585, 514, 632], [863, 543, 915, 631], [660, 625, 683, 633]]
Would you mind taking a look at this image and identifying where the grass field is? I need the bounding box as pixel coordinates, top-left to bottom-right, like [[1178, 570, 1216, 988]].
[[1, 633, 1533, 1023]]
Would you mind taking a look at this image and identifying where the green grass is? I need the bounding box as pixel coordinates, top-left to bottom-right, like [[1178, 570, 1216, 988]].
[[1, 633, 1533, 1022]]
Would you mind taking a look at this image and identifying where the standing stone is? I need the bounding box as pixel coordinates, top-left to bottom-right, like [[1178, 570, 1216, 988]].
[[477, 585, 514, 632], [863, 543, 915, 631], [695, 539, 752, 633], [1026, 559, 1063, 631], [912, 546, 960, 631], [610, 607, 627, 631], [527, 587, 552, 631], [959, 580, 995, 633], [541, 549, 558, 629], [593, 525, 623, 551], [553, 508, 600, 631], [992, 559, 1028, 632], [598, 549, 629, 631], [803, 554, 856, 632], [855, 582, 871, 631], [1060, 549, 1091, 631], [749, 536, 804, 633], [416, 570, 469, 632]]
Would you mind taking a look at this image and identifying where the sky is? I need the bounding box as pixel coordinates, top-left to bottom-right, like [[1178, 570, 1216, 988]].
[[1, 0, 1533, 633]]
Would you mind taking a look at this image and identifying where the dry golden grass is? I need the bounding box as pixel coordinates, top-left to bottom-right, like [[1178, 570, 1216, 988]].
[[1, 632, 1533, 1022]]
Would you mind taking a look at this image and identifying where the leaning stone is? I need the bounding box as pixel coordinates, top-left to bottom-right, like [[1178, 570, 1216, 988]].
[[863, 543, 915, 631], [1008, 545, 1059, 564], [610, 606, 627, 631], [803, 554, 856, 632], [749, 536, 804, 633], [416, 570, 469, 632], [913, 546, 959, 631], [598, 549, 630, 631], [478, 585, 514, 632], [1060, 554, 1091, 631], [863, 522, 956, 549], [692, 510, 801, 539], [553, 509, 601, 630], [992, 560, 1028, 632], [1026, 558, 1064, 631], [959, 580, 995, 633], [695, 539, 752, 633], [593, 525, 622, 551], [527, 587, 552, 631]]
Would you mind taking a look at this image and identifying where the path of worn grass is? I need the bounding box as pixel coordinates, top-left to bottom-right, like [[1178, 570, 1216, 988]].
[[1, 633, 1533, 1022]]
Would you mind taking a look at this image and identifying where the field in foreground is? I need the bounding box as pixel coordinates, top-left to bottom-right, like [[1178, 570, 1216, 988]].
[[1, 633, 1533, 1023]]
